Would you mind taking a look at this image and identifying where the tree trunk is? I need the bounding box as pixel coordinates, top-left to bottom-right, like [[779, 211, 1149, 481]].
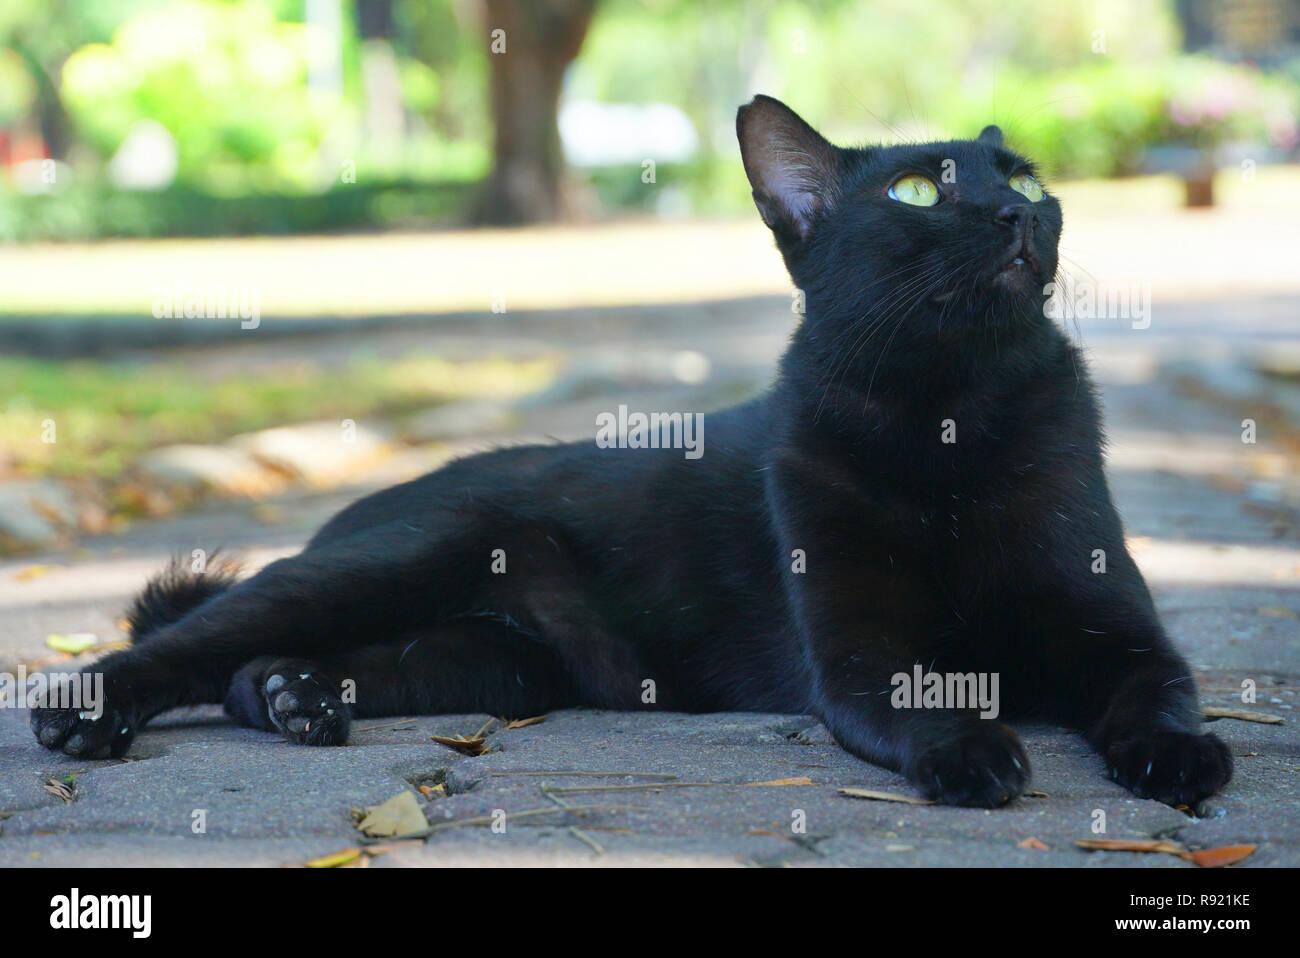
[[13, 40, 71, 160], [473, 0, 598, 225]]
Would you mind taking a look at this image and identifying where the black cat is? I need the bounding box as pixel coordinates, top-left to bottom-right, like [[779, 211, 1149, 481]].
[[32, 96, 1231, 808]]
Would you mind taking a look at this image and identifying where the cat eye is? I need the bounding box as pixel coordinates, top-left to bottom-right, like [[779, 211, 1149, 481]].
[[888, 174, 940, 207], [1009, 173, 1044, 202]]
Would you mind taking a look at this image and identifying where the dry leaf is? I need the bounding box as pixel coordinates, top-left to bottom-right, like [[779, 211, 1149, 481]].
[[355, 791, 428, 838], [1256, 606, 1296, 618], [418, 783, 446, 799], [43, 779, 75, 802], [1203, 706, 1284, 725], [430, 733, 491, 756], [14, 564, 59, 582], [305, 847, 362, 868], [1075, 838, 1190, 859], [838, 787, 934, 805], [1017, 836, 1049, 850], [1076, 837, 1259, 868], [504, 715, 547, 730], [45, 633, 99, 655], [1187, 844, 1257, 868], [362, 839, 426, 856], [746, 777, 815, 786]]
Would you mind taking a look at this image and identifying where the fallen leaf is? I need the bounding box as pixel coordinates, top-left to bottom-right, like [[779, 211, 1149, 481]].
[[252, 504, 285, 524], [1075, 838, 1188, 857], [362, 839, 426, 856], [418, 783, 446, 799], [430, 733, 491, 756], [43, 779, 74, 802], [305, 847, 361, 869], [504, 715, 547, 729], [1017, 836, 1050, 850], [1076, 837, 1259, 868], [1203, 706, 1284, 724], [45, 633, 99, 655], [1257, 606, 1296, 618], [355, 790, 428, 838], [1187, 844, 1257, 868], [747, 777, 815, 786], [838, 787, 934, 805], [14, 564, 59, 582]]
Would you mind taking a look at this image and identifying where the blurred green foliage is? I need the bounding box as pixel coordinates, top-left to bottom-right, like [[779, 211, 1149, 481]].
[[0, 179, 472, 242], [1, 0, 1296, 236], [0, 352, 555, 479]]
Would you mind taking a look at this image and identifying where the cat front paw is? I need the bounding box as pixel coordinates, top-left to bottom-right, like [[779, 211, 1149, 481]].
[[1106, 730, 1232, 806], [908, 723, 1030, 808], [30, 673, 138, 758]]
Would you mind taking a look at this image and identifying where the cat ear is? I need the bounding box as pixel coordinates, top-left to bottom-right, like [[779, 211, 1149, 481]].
[[978, 125, 1004, 148], [736, 95, 843, 241]]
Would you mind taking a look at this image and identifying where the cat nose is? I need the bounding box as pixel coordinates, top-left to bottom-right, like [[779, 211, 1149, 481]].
[[995, 204, 1037, 233]]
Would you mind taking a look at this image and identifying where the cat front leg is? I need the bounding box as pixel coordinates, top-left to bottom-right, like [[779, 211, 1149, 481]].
[[1026, 543, 1232, 805], [768, 461, 1030, 807]]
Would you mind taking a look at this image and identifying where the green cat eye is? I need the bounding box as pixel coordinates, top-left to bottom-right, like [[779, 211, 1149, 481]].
[[888, 174, 940, 207], [1009, 172, 1044, 202]]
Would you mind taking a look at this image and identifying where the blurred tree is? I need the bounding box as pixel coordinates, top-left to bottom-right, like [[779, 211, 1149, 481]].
[[472, 0, 598, 224], [0, 0, 124, 159]]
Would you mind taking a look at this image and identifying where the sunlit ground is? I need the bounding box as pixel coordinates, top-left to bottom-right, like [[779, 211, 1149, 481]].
[[1, 166, 1298, 321]]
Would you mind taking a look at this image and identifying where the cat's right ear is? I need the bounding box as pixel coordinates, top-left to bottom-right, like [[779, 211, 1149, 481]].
[[736, 95, 843, 243]]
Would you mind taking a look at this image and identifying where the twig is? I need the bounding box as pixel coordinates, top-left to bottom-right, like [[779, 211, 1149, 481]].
[[541, 783, 605, 855], [352, 720, 419, 733], [485, 770, 678, 780], [542, 782, 738, 794]]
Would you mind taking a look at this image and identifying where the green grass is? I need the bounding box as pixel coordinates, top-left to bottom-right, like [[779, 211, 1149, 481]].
[[0, 353, 556, 481]]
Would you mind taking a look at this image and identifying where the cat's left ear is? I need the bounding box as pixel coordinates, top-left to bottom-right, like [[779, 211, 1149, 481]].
[[736, 95, 844, 242], [978, 125, 1004, 148]]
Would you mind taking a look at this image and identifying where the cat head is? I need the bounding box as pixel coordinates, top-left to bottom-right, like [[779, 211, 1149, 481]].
[[736, 95, 1062, 337]]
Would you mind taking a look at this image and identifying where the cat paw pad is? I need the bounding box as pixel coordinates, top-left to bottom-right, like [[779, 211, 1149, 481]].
[[30, 677, 136, 758], [261, 663, 351, 746]]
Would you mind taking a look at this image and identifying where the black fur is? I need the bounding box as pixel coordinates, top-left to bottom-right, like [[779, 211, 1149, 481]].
[[124, 556, 241, 642], [32, 96, 1230, 808]]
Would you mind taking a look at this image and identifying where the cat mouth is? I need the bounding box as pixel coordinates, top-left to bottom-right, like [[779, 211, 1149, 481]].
[[994, 245, 1041, 281]]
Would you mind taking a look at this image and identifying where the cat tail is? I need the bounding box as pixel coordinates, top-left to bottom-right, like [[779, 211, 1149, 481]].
[[125, 553, 243, 643]]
